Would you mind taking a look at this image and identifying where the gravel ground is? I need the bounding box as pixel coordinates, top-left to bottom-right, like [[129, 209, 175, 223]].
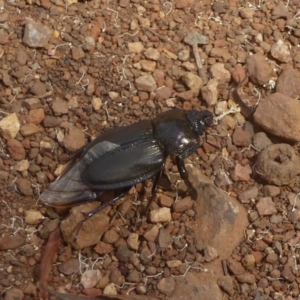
[[1, 0, 300, 299]]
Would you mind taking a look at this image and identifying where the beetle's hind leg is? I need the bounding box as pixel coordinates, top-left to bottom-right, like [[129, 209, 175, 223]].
[[73, 188, 130, 241], [144, 167, 164, 213], [176, 157, 198, 199], [86, 188, 131, 218]]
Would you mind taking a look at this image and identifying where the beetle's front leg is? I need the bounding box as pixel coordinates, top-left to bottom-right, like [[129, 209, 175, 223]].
[[176, 157, 197, 199]]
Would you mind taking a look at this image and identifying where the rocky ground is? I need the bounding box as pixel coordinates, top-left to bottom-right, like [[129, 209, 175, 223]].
[[1, 0, 300, 299]]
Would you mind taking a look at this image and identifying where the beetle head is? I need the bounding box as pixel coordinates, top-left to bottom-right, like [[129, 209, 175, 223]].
[[187, 110, 213, 135]]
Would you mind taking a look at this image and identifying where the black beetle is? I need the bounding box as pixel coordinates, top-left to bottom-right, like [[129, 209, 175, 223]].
[[40, 108, 213, 216]]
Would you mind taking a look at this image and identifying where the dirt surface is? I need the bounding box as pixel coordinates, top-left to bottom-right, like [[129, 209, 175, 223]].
[[1, 0, 300, 299]]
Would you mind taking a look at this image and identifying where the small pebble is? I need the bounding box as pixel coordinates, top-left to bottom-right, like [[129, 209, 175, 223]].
[[149, 207, 171, 223], [256, 197, 277, 216], [0, 113, 20, 140], [24, 209, 44, 225], [157, 277, 175, 296], [128, 42, 144, 53], [127, 233, 139, 251], [158, 228, 172, 248], [80, 270, 102, 289], [143, 225, 159, 242], [103, 282, 117, 295], [241, 254, 255, 268], [172, 196, 193, 213]]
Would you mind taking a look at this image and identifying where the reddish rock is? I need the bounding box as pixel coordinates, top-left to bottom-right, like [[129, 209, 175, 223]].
[[181, 72, 203, 96], [0, 235, 25, 250], [167, 168, 248, 300], [0, 13, 8, 23], [257, 278, 269, 288], [140, 60, 156, 72], [262, 185, 280, 197], [201, 78, 219, 106], [272, 1, 289, 19], [16, 179, 33, 196], [155, 86, 173, 101], [23, 98, 42, 110], [143, 225, 159, 242], [81, 288, 102, 298], [0, 29, 9, 44], [217, 275, 234, 296], [246, 53, 273, 85], [6, 139, 26, 160], [43, 116, 62, 127], [153, 69, 165, 87], [176, 0, 195, 9], [27, 108, 45, 124], [265, 252, 279, 264], [3, 287, 24, 300], [158, 228, 172, 248], [210, 47, 231, 61], [209, 63, 231, 84], [109, 268, 125, 286], [281, 264, 295, 282], [58, 258, 80, 275], [231, 164, 252, 181], [51, 98, 68, 115], [90, 25, 101, 40], [276, 66, 300, 98], [62, 126, 86, 153], [30, 81, 47, 96], [172, 196, 193, 213], [102, 229, 119, 244], [94, 241, 113, 255], [256, 197, 277, 216], [72, 47, 85, 60], [236, 273, 256, 284], [40, 0, 52, 9], [232, 122, 254, 147], [251, 251, 263, 263], [20, 123, 41, 136], [60, 203, 110, 249], [23, 283, 37, 297], [16, 49, 28, 65], [238, 187, 259, 203], [252, 240, 268, 251], [227, 258, 245, 275], [157, 277, 175, 296], [158, 194, 174, 207], [254, 93, 300, 141]]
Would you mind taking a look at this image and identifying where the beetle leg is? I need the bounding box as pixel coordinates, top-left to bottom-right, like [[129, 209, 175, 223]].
[[176, 157, 198, 199], [73, 188, 130, 241], [87, 188, 131, 218], [145, 167, 164, 213]]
